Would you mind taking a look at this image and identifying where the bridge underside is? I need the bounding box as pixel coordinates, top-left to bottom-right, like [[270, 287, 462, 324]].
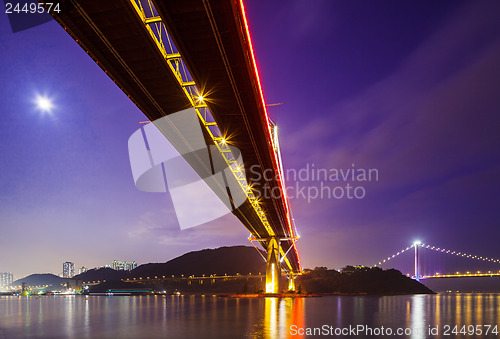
[[48, 0, 300, 274]]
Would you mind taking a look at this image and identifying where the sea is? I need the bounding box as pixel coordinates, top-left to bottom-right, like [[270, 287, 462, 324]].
[[1, 292, 500, 338]]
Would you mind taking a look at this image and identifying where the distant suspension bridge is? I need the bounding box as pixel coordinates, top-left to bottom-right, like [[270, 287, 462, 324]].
[[373, 241, 500, 281]]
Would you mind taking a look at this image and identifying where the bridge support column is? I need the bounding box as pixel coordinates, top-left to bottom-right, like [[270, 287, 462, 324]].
[[414, 242, 420, 282], [265, 237, 281, 293], [287, 273, 296, 292]]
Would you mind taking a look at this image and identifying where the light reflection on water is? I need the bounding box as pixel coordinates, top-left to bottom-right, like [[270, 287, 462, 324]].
[[0, 293, 499, 338], [410, 294, 425, 339]]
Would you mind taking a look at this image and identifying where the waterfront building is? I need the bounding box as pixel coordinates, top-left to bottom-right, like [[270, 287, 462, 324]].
[[0, 272, 13, 288], [63, 262, 74, 278]]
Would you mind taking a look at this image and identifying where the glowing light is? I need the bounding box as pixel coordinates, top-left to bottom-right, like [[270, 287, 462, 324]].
[[266, 263, 277, 293], [197, 95, 204, 102], [35, 95, 54, 113], [221, 138, 226, 144]]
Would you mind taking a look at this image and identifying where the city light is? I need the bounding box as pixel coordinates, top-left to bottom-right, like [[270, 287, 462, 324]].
[[421, 243, 500, 264], [373, 245, 414, 267]]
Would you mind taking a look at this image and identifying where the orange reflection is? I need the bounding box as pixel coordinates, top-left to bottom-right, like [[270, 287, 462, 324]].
[[476, 294, 483, 326], [497, 295, 500, 328], [435, 294, 440, 326], [261, 297, 305, 338], [465, 294, 472, 326], [455, 294, 461, 324], [290, 297, 305, 335]]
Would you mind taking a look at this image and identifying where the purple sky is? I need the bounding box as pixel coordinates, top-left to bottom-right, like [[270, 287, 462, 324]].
[[1, 1, 500, 279]]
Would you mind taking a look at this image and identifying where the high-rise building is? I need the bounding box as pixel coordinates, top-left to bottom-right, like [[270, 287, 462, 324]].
[[0, 272, 14, 288], [98, 264, 112, 269], [112, 260, 137, 271], [63, 262, 74, 278], [78, 267, 88, 275], [126, 261, 137, 271], [112, 260, 125, 271]]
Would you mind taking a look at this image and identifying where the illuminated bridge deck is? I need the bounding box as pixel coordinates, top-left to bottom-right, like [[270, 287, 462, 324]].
[[47, 0, 300, 272]]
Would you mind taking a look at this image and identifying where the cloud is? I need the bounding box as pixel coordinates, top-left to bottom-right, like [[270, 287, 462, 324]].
[[283, 0, 334, 41], [277, 1, 500, 262], [127, 208, 248, 247], [127, 209, 175, 239], [286, 0, 500, 195]]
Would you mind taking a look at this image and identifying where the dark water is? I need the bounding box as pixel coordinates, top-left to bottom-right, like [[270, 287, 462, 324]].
[[1, 294, 499, 338], [421, 277, 500, 293]]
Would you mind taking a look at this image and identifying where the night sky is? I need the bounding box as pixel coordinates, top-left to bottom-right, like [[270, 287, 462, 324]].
[[1, 1, 499, 279]]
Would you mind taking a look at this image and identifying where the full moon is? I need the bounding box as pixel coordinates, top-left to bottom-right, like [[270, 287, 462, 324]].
[[35, 95, 54, 113]]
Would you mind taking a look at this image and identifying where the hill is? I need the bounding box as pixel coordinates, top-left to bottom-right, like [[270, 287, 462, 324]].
[[9, 246, 265, 290], [73, 268, 129, 282], [297, 267, 434, 294], [11, 273, 68, 287], [131, 246, 266, 278]]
